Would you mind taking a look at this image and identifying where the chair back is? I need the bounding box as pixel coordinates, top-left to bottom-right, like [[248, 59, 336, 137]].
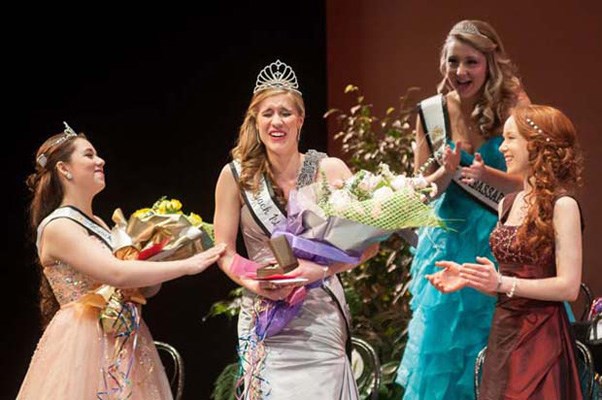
[[351, 337, 381, 400], [154, 340, 185, 400]]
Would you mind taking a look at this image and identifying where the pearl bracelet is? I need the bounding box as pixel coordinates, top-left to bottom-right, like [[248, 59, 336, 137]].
[[506, 276, 518, 298]]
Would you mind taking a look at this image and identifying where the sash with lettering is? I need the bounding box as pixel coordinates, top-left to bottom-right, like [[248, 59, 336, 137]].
[[229, 157, 354, 358], [229, 159, 286, 237], [418, 94, 504, 213], [37, 205, 113, 251], [228, 156, 360, 265]]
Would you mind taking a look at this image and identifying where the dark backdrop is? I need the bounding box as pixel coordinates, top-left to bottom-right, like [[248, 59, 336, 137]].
[[2, 5, 327, 399]]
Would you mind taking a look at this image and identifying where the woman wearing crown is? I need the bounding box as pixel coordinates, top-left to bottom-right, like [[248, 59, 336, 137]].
[[395, 20, 531, 399], [17, 124, 226, 399], [213, 60, 378, 399]]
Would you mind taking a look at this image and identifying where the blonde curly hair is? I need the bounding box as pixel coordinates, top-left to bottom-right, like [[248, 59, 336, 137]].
[[438, 20, 523, 138]]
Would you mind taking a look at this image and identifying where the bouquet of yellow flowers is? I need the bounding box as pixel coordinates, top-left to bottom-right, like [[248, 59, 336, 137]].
[[111, 196, 214, 262], [82, 196, 215, 333]]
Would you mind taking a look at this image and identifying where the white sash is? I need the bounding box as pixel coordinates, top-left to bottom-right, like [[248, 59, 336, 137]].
[[37, 206, 113, 251], [419, 94, 504, 213], [230, 160, 286, 236]]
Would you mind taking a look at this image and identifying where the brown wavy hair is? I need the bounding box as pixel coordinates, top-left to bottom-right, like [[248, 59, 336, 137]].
[[26, 130, 84, 328], [438, 20, 523, 138], [231, 88, 305, 205], [513, 105, 583, 256]]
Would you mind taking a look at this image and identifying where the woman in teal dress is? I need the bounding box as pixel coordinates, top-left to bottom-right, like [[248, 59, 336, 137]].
[[396, 20, 529, 399]]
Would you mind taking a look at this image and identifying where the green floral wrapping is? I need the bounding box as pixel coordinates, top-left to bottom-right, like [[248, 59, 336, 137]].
[[322, 187, 444, 231]]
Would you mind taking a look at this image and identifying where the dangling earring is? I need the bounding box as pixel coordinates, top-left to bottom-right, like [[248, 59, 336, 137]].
[[297, 127, 301, 142], [65, 172, 73, 180]]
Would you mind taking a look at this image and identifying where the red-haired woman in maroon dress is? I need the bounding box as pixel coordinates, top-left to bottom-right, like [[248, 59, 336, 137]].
[[427, 104, 584, 399]]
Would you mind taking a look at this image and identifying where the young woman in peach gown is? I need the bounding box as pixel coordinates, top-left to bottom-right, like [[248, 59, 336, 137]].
[[17, 123, 226, 400]]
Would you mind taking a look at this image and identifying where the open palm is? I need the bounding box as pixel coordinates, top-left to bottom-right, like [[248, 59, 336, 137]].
[[427, 261, 467, 293]]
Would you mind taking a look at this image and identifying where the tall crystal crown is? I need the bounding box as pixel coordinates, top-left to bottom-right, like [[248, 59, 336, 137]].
[[253, 59, 301, 95], [449, 21, 488, 39], [36, 121, 78, 168]]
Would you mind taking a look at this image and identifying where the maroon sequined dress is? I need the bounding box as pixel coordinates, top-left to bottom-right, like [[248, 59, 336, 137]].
[[479, 193, 582, 399]]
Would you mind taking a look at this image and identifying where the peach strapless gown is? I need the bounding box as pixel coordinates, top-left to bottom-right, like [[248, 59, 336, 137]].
[[17, 207, 172, 400]]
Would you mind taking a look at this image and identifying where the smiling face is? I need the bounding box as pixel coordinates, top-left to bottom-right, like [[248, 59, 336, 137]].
[[256, 93, 304, 156], [444, 39, 488, 100], [59, 138, 106, 195], [499, 116, 530, 178]]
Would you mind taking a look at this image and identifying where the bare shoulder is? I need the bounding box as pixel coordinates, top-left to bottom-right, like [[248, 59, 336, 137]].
[[42, 217, 89, 248], [44, 217, 85, 236], [217, 163, 237, 185], [554, 196, 580, 215], [320, 156, 351, 177], [219, 162, 234, 177], [319, 156, 348, 172], [553, 197, 581, 230], [215, 162, 241, 204]]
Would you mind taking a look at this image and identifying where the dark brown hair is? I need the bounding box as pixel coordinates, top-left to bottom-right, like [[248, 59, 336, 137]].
[[26, 131, 85, 328]]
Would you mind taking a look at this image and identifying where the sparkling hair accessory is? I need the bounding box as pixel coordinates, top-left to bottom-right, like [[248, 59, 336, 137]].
[[36, 121, 78, 168], [253, 59, 301, 95], [525, 117, 550, 142], [449, 21, 488, 39]]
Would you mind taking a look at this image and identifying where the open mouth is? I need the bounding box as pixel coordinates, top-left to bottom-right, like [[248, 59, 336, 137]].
[[456, 79, 472, 89], [269, 131, 286, 138]]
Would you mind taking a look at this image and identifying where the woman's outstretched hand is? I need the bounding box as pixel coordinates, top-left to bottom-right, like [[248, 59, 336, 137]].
[[427, 260, 467, 293], [187, 243, 227, 274], [428, 257, 498, 294]]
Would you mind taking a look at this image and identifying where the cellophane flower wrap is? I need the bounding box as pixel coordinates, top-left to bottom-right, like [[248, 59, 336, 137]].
[[273, 163, 444, 264], [88, 196, 215, 328], [98, 196, 214, 323], [111, 196, 215, 263], [78, 197, 214, 398]]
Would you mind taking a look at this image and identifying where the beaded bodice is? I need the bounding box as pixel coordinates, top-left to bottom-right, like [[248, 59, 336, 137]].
[[37, 207, 111, 306], [489, 193, 555, 279], [43, 262, 102, 306]]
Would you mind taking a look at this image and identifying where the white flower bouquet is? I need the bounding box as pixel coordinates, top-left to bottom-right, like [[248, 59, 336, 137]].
[[273, 163, 444, 264]]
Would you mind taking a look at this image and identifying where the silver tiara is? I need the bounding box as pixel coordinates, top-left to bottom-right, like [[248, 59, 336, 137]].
[[36, 121, 78, 168], [449, 21, 488, 39], [253, 59, 301, 95]]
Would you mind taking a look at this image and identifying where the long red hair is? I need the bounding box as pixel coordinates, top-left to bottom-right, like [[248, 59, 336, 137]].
[[513, 105, 583, 255]]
